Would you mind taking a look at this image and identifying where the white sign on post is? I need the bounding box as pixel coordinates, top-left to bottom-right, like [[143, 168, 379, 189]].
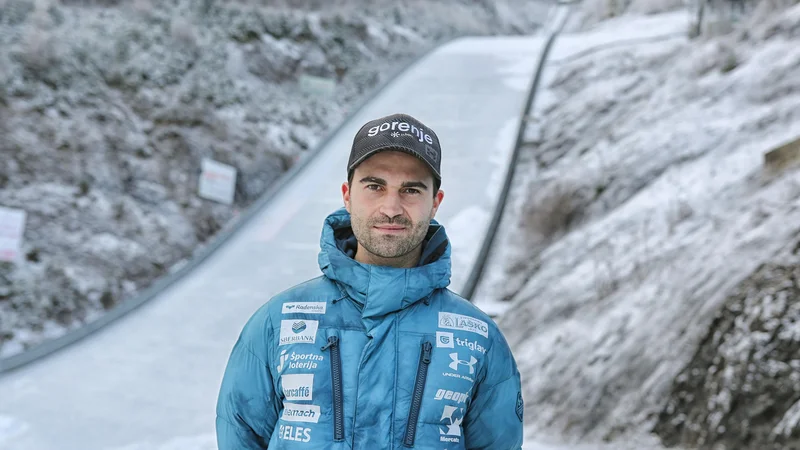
[[299, 74, 336, 97], [198, 158, 237, 205], [0, 206, 27, 263]]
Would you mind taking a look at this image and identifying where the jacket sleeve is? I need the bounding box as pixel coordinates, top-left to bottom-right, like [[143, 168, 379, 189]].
[[216, 305, 280, 449], [464, 330, 524, 450]]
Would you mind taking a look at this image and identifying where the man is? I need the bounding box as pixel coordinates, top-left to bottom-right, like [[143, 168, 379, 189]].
[[216, 113, 524, 449]]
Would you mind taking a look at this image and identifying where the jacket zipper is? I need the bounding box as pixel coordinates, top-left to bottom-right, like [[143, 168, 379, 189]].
[[403, 341, 433, 447], [322, 335, 345, 442]]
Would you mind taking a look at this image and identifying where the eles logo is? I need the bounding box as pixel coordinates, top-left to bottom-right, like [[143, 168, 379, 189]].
[[278, 425, 312, 443]]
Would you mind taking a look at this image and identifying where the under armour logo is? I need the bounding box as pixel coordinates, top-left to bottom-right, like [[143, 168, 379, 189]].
[[449, 352, 477, 374]]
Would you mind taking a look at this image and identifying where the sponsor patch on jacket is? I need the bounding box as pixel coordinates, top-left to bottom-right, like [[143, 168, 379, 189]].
[[434, 389, 469, 404], [282, 402, 321, 423], [439, 405, 464, 443], [282, 374, 314, 401], [516, 391, 524, 422], [282, 302, 327, 315], [436, 331, 454, 348], [279, 320, 319, 346], [279, 424, 312, 443], [438, 312, 489, 338], [277, 350, 324, 374]]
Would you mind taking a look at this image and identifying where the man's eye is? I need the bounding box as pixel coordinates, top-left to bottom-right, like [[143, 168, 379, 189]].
[[403, 188, 421, 195], [366, 184, 381, 191]]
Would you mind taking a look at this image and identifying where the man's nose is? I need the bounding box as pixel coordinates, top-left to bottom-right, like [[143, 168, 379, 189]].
[[379, 192, 403, 219]]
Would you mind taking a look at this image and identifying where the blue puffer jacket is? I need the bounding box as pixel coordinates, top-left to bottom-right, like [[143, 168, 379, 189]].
[[216, 208, 524, 449]]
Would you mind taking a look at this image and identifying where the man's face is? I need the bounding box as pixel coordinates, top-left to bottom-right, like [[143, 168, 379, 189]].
[[342, 151, 444, 266]]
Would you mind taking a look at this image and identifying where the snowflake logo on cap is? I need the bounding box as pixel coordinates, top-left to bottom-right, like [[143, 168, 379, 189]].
[[390, 132, 400, 138]]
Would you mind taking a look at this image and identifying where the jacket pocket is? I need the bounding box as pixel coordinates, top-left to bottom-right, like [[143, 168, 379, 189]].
[[403, 340, 433, 447], [322, 335, 344, 442]]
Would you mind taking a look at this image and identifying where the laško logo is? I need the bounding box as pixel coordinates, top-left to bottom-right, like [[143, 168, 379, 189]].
[[367, 120, 435, 146], [439, 312, 489, 338]]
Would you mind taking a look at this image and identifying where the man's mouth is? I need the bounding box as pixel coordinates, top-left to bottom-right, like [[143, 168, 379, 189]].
[[374, 225, 406, 233]]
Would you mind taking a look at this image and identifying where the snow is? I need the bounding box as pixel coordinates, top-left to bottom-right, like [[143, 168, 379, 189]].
[[0, 0, 549, 360], [474, 9, 691, 321], [0, 17, 549, 450], [1, 1, 797, 449], [478, 3, 800, 448], [0, 416, 28, 447]]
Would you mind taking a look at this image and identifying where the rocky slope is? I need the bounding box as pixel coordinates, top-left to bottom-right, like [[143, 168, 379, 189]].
[[654, 246, 800, 450], [0, 0, 546, 357], [482, 2, 800, 448]]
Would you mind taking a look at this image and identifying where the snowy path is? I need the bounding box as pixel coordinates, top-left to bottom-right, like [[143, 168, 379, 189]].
[[469, 10, 698, 450], [0, 32, 549, 450], [475, 9, 691, 320]]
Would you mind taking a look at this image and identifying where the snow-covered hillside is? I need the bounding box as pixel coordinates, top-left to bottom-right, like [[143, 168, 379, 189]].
[[0, 0, 547, 358], [475, 3, 800, 449]]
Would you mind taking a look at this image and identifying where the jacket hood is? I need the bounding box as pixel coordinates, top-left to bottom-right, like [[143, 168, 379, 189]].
[[318, 207, 451, 320]]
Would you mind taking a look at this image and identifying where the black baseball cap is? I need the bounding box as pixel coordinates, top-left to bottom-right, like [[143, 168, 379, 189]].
[[347, 113, 442, 181]]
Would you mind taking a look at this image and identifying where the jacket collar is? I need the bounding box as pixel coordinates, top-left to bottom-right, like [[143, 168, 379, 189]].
[[317, 208, 451, 322]]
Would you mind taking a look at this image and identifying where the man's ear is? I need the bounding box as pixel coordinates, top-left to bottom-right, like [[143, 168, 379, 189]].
[[431, 189, 444, 218], [342, 181, 351, 213]]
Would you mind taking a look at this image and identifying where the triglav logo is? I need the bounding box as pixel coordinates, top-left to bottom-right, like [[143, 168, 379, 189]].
[[436, 331, 454, 348], [277, 350, 324, 373], [448, 352, 477, 375], [279, 320, 318, 346], [282, 374, 313, 401], [367, 120, 435, 146], [282, 302, 327, 315], [436, 332, 486, 354], [439, 405, 464, 443], [439, 312, 489, 338], [456, 337, 487, 354]]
